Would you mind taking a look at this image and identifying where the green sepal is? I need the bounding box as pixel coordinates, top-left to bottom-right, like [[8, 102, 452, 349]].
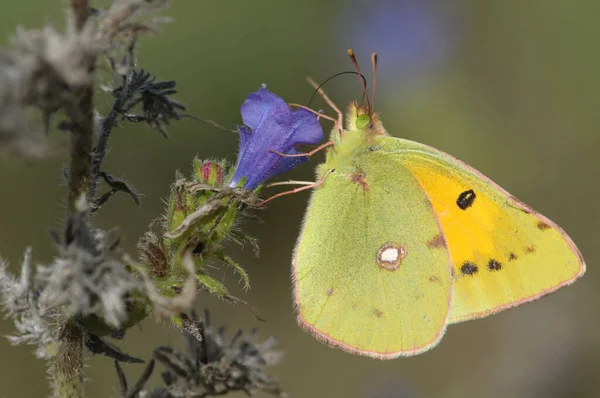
[[215, 250, 250, 290], [196, 272, 228, 296]]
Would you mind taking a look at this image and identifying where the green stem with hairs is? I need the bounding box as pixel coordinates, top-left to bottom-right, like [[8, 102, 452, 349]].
[[52, 319, 85, 398]]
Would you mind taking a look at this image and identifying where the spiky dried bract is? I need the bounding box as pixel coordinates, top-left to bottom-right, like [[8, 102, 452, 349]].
[[91, 61, 186, 206], [0, 20, 97, 157], [13, 23, 98, 88], [38, 196, 140, 328], [85, 333, 144, 363], [0, 0, 173, 158], [0, 249, 57, 358], [115, 358, 158, 398], [93, 171, 141, 210], [152, 310, 285, 397], [97, 0, 172, 46], [113, 68, 186, 138]]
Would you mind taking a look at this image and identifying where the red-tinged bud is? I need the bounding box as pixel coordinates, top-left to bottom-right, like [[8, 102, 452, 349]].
[[194, 160, 224, 186]]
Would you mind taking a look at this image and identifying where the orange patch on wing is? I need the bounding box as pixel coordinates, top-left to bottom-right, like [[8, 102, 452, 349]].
[[426, 234, 446, 249], [537, 221, 551, 231]]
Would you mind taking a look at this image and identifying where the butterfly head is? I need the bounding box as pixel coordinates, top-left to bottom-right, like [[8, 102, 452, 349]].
[[345, 50, 387, 138], [345, 101, 386, 137]]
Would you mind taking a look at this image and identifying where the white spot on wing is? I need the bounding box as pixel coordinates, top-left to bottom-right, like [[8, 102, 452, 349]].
[[376, 242, 407, 271], [380, 248, 399, 262]]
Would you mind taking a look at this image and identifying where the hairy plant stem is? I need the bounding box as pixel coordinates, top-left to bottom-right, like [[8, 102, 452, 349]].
[[55, 2, 94, 397], [52, 319, 85, 398]]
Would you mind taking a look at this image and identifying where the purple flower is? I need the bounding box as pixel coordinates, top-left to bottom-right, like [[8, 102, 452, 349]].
[[229, 87, 324, 190]]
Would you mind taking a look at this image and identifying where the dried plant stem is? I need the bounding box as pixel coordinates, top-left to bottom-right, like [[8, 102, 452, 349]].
[[52, 319, 85, 398], [70, 0, 89, 31], [66, 0, 94, 212], [56, 2, 94, 397], [66, 85, 94, 212], [90, 72, 131, 198]]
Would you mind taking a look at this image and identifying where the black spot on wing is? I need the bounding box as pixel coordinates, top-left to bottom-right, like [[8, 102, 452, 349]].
[[456, 190, 476, 210], [487, 259, 502, 271], [509, 252, 518, 261], [460, 262, 478, 275]]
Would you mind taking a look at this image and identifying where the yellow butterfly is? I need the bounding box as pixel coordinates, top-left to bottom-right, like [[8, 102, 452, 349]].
[[291, 50, 585, 358]]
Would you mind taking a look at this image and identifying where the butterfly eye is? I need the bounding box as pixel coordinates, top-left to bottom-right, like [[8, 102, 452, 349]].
[[355, 114, 371, 130]]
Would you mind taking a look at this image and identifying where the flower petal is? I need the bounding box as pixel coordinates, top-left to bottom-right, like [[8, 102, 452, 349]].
[[229, 88, 324, 190], [240, 88, 290, 131]]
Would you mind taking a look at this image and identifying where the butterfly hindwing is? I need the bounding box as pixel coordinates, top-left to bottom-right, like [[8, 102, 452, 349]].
[[378, 136, 585, 323], [293, 148, 453, 358]]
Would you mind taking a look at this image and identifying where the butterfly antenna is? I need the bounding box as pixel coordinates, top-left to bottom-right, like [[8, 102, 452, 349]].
[[371, 52, 378, 111], [347, 49, 371, 111], [307, 71, 367, 108]]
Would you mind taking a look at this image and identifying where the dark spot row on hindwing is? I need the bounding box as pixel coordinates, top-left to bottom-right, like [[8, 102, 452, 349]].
[[505, 243, 536, 266], [373, 308, 384, 318], [460, 258, 503, 275], [460, 262, 478, 275], [487, 259, 502, 271], [456, 189, 476, 210]]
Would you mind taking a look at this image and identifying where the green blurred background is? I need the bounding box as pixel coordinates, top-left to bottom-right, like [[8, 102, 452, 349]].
[[1, 1, 599, 397]]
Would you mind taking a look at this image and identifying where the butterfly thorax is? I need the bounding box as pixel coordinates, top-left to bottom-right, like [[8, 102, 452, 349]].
[[317, 102, 388, 177]]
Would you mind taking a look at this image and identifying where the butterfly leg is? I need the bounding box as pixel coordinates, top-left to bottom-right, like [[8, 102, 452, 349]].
[[306, 77, 344, 133], [270, 140, 334, 158], [288, 103, 338, 124], [256, 170, 332, 207]]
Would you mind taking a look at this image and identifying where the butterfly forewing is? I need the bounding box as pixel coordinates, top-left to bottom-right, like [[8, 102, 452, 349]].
[[293, 149, 453, 358]]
